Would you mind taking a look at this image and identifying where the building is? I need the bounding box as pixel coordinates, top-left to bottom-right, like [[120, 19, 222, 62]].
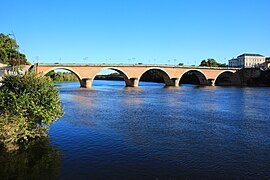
[[228, 53, 266, 68], [228, 58, 239, 67]]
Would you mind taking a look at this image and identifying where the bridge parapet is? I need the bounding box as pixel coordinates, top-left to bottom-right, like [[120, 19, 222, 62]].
[[36, 63, 240, 70]]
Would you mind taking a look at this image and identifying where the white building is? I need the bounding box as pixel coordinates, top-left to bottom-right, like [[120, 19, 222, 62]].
[[228, 54, 266, 68]]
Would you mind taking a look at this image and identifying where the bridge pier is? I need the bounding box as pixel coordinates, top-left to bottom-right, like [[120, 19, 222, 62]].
[[81, 78, 93, 88], [127, 78, 139, 87], [208, 79, 215, 86], [165, 78, 179, 87]]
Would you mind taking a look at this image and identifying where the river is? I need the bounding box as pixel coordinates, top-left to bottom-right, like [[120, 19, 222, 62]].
[[2, 80, 270, 179]]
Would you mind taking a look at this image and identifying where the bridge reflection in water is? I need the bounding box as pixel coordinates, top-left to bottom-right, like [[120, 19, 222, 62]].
[[33, 63, 241, 88]]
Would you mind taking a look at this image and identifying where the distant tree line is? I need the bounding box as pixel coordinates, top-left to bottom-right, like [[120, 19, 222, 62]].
[[94, 70, 200, 84], [140, 70, 164, 83], [46, 71, 166, 83], [0, 33, 30, 66], [93, 71, 165, 83], [94, 72, 123, 81], [45, 71, 78, 82]]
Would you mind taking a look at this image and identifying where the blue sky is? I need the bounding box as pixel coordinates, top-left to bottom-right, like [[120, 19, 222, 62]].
[[1, 0, 269, 65]]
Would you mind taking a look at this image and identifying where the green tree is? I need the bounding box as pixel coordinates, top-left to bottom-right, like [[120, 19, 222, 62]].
[[208, 58, 218, 67], [199, 60, 208, 66], [199, 58, 227, 67], [0, 33, 18, 50], [0, 73, 63, 151], [0, 33, 28, 65], [218, 63, 228, 67]]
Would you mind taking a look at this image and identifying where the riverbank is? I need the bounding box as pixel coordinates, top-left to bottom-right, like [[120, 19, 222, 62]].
[[238, 69, 270, 86]]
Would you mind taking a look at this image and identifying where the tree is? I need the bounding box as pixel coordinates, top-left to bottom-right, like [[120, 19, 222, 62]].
[[199, 60, 208, 66], [0, 33, 18, 50], [199, 58, 227, 67], [207, 58, 219, 67], [0, 33, 28, 65]]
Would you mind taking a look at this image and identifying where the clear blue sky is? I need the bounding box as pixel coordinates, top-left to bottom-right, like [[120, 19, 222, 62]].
[[1, 0, 269, 65]]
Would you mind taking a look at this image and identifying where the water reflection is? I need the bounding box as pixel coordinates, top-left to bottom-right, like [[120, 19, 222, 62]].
[[123, 86, 141, 91], [0, 138, 62, 180]]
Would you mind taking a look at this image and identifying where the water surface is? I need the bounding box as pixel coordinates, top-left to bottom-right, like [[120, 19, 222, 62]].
[[48, 81, 270, 179]]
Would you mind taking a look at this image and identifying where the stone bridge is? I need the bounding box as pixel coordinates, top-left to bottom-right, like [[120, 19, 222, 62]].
[[33, 63, 241, 88]]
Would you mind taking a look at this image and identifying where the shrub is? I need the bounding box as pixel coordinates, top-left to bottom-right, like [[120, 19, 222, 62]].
[[0, 73, 63, 151]]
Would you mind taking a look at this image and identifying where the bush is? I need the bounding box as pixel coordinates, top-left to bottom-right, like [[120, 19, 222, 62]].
[[0, 73, 63, 151]]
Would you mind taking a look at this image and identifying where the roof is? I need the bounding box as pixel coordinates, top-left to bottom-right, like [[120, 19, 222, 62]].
[[238, 53, 264, 57]]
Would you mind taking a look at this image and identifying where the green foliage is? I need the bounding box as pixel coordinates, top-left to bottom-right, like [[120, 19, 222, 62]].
[[94, 72, 124, 80], [0, 48, 7, 64], [218, 63, 227, 67], [0, 33, 18, 49], [199, 58, 227, 67], [0, 33, 28, 65], [5, 48, 28, 66], [180, 72, 200, 84], [45, 70, 78, 82], [140, 70, 164, 83], [0, 73, 63, 151]]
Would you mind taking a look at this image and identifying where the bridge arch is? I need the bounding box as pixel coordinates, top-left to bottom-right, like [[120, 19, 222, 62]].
[[214, 70, 241, 86], [92, 67, 131, 87], [179, 69, 208, 85], [42, 67, 83, 86], [138, 67, 173, 86]]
